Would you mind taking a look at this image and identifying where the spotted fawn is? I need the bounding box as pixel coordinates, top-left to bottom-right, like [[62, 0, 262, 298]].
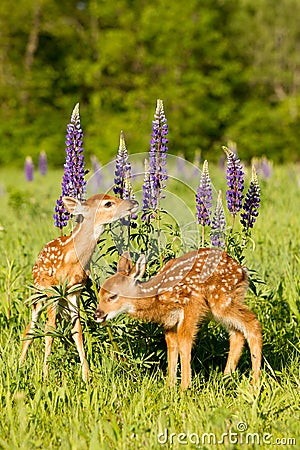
[[95, 250, 262, 389], [20, 194, 138, 381]]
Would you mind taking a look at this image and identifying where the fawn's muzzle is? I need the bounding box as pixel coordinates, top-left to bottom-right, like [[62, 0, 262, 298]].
[[94, 309, 107, 323]]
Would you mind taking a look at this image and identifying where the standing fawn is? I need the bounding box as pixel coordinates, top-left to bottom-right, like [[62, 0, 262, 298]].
[[19, 194, 138, 382], [94, 249, 262, 389]]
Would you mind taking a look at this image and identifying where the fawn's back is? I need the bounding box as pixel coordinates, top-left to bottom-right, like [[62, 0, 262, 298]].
[[141, 248, 247, 311]]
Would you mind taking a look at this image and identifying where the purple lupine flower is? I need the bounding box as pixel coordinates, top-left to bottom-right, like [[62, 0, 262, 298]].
[[148, 99, 169, 211], [53, 197, 69, 229], [63, 103, 86, 200], [38, 151, 47, 176], [53, 103, 86, 230], [210, 190, 226, 249], [113, 131, 137, 226], [223, 146, 245, 219], [25, 156, 34, 181], [260, 156, 273, 180], [114, 131, 138, 228], [252, 156, 272, 181], [196, 160, 212, 226], [196, 160, 213, 247], [113, 131, 131, 198], [240, 166, 261, 232]]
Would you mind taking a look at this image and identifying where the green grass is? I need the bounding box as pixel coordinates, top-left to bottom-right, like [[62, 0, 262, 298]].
[[0, 165, 299, 449]]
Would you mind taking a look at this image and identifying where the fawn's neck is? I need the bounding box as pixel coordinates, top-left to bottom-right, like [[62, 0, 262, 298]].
[[67, 219, 104, 270], [128, 293, 161, 321], [128, 285, 183, 328]]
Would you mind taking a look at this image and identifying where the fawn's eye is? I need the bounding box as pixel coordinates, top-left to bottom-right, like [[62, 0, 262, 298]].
[[109, 293, 118, 302], [104, 201, 113, 208]]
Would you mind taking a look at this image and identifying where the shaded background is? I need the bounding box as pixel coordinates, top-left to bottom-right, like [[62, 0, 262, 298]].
[[1, 0, 300, 167]]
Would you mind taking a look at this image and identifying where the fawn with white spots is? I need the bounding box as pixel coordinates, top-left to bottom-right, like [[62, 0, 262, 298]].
[[94, 249, 262, 389], [19, 194, 138, 382]]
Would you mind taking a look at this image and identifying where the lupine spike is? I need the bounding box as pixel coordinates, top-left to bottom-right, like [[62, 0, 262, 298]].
[[260, 156, 273, 180], [223, 146, 245, 220], [196, 160, 212, 226], [38, 151, 47, 176], [240, 165, 261, 233], [210, 190, 226, 249], [253, 156, 273, 180], [25, 156, 34, 181], [53, 103, 86, 230], [113, 130, 136, 227], [147, 98, 169, 212], [113, 130, 131, 198]]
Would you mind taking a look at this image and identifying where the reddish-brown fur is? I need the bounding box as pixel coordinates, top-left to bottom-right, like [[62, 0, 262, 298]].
[[95, 250, 262, 389], [19, 194, 138, 381]]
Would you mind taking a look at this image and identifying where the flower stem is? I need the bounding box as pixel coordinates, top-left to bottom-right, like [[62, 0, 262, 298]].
[[202, 225, 205, 248], [231, 214, 235, 230], [127, 219, 131, 250], [156, 202, 163, 268]]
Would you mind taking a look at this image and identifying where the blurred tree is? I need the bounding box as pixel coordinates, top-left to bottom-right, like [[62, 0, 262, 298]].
[[1, 0, 300, 167], [226, 0, 300, 161]]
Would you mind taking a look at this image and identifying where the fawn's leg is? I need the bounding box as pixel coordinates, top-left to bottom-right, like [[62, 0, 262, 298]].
[[165, 328, 179, 386], [224, 330, 245, 375], [68, 293, 89, 382], [231, 306, 262, 382], [214, 302, 262, 382], [19, 301, 42, 367], [43, 302, 57, 378], [177, 320, 197, 390], [246, 319, 262, 383]]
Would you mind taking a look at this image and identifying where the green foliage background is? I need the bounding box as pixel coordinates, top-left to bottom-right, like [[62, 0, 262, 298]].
[[1, 0, 300, 167]]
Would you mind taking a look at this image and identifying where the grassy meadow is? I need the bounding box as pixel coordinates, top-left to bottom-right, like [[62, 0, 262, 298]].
[[0, 163, 299, 449]]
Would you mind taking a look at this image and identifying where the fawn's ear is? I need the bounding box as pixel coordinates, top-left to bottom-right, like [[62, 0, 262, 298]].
[[129, 254, 146, 281], [62, 196, 85, 215], [117, 251, 132, 274]]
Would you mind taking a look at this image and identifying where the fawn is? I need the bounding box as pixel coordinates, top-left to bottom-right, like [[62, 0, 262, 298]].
[[19, 194, 138, 382], [94, 249, 262, 389]]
